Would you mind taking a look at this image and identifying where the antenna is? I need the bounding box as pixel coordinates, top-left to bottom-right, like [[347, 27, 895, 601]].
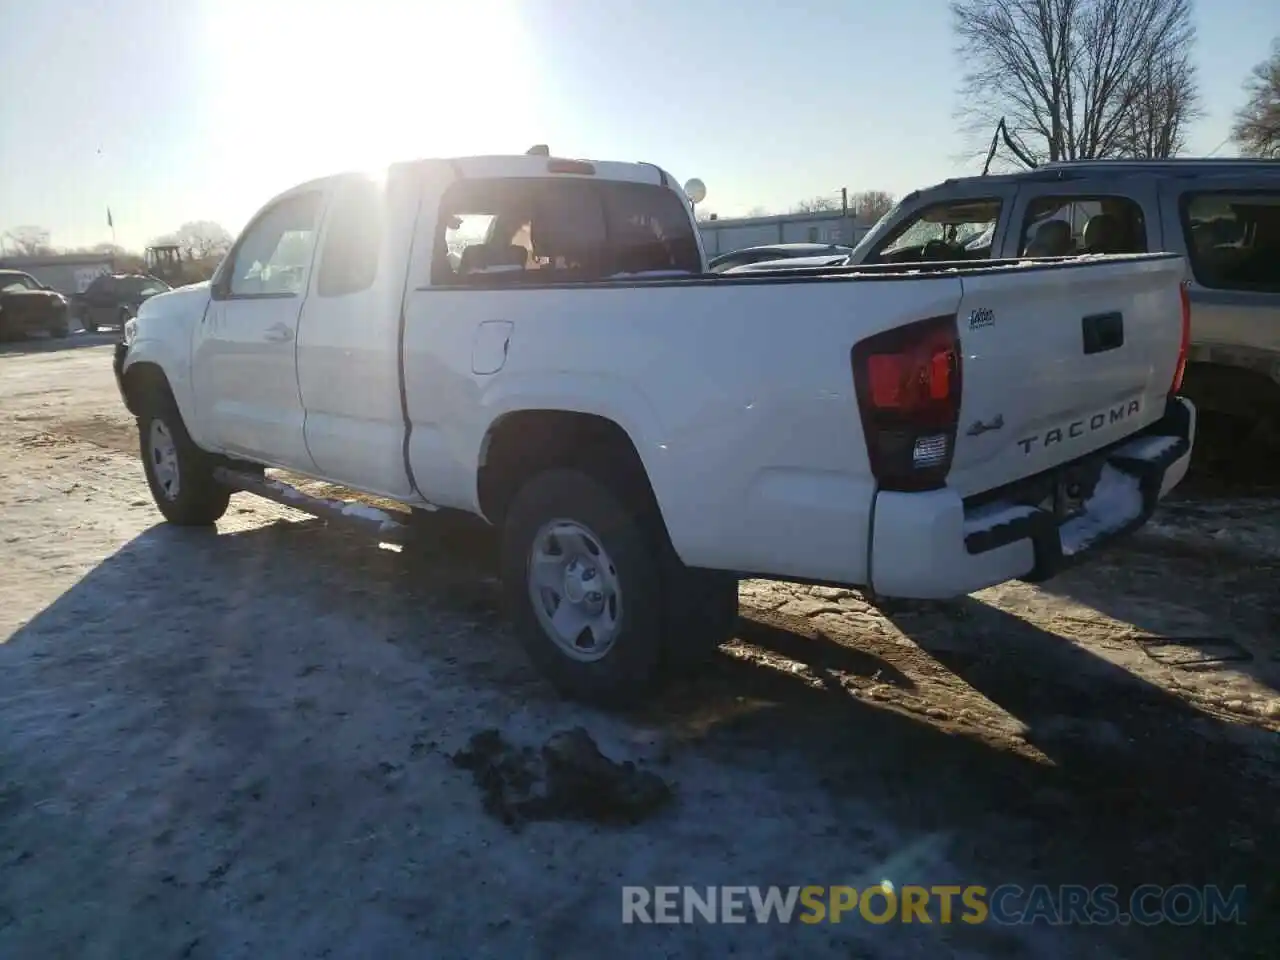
[[526, 144, 550, 157], [982, 118, 1038, 175]]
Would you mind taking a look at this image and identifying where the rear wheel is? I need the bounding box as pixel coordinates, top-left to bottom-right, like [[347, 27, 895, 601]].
[[138, 391, 230, 525], [501, 469, 665, 705]]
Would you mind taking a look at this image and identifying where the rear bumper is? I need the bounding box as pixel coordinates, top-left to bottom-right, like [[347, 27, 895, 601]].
[[868, 396, 1195, 599]]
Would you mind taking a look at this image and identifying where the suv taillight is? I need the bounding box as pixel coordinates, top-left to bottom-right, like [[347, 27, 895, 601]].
[[1171, 281, 1191, 395], [851, 315, 962, 492]]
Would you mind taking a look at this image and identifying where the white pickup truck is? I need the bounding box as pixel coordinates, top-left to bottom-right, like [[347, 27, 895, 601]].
[[114, 150, 1196, 703]]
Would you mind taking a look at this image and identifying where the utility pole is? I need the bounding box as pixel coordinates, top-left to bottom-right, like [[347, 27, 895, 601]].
[[841, 187, 848, 217]]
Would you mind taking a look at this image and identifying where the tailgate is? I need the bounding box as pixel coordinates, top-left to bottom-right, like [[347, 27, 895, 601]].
[[947, 254, 1186, 496]]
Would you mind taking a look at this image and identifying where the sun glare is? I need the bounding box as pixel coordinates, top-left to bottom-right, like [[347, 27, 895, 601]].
[[201, 0, 534, 199]]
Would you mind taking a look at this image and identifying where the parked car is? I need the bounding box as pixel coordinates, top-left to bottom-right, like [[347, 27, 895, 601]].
[[114, 150, 1194, 704], [708, 242, 852, 273], [846, 158, 1280, 445], [0, 269, 72, 339], [76, 273, 172, 332]]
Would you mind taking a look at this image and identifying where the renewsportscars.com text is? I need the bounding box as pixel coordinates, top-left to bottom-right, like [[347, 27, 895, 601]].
[[621, 884, 1248, 926]]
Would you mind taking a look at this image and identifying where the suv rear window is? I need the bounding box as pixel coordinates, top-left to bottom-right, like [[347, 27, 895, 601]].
[[433, 178, 700, 285], [1181, 192, 1280, 293]]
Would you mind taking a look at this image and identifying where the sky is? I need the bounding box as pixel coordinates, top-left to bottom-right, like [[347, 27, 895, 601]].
[[0, 0, 1273, 252]]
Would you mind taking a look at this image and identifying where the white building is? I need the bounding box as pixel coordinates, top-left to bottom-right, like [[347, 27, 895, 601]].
[[698, 211, 874, 257]]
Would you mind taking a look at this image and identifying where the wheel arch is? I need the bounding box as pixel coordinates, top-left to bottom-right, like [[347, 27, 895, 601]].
[[120, 341, 206, 447], [476, 408, 673, 544]]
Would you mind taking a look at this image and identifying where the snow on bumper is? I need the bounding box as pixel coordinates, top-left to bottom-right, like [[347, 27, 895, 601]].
[[868, 397, 1195, 599]]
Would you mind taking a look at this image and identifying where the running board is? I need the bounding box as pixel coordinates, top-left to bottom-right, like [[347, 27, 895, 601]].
[[213, 468, 414, 544]]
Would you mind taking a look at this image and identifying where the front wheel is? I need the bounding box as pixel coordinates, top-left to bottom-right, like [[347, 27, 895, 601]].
[[138, 393, 230, 525], [501, 469, 665, 705]]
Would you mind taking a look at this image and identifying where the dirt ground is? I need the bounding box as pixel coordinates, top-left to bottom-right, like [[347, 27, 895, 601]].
[[0, 333, 1276, 959]]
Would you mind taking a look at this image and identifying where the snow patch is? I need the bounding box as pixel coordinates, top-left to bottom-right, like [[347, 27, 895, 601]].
[[1059, 465, 1143, 556], [963, 501, 1040, 537], [340, 502, 394, 524], [265, 480, 307, 502], [1115, 434, 1181, 461]]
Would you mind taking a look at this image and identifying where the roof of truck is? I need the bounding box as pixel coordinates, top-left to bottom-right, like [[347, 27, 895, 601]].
[[281, 155, 678, 201], [911, 157, 1280, 202]]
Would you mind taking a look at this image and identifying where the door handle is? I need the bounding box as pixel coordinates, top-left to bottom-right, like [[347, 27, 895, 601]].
[[1082, 311, 1123, 355], [264, 323, 295, 343]]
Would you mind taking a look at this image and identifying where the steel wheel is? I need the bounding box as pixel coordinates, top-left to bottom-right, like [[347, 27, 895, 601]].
[[527, 519, 622, 662], [148, 418, 181, 501]]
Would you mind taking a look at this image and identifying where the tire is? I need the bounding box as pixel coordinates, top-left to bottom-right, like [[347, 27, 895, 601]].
[[501, 469, 665, 705], [48, 316, 70, 338], [81, 312, 96, 333], [662, 566, 740, 670], [138, 390, 230, 525]]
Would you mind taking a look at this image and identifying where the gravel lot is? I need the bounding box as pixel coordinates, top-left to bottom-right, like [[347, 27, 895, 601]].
[[1, 333, 1276, 959]]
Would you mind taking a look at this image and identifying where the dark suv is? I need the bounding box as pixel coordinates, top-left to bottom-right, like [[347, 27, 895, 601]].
[[77, 273, 171, 332]]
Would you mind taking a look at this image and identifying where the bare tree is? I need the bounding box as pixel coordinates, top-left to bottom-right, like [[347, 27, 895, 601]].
[[1231, 39, 1280, 158], [158, 220, 233, 260], [792, 195, 841, 214], [849, 190, 896, 222], [1123, 50, 1198, 157], [952, 0, 1198, 164], [3, 226, 54, 256]]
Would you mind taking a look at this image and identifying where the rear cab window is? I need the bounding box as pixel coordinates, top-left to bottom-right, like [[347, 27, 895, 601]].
[[431, 177, 700, 286], [1180, 191, 1280, 293], [1020, 195, 1148, 256], [865, 198, 1003, 264]]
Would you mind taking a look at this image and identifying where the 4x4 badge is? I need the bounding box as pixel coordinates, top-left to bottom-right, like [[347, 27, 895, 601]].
[[968, 308, 994, 329], [966, 414, 1004, 436]]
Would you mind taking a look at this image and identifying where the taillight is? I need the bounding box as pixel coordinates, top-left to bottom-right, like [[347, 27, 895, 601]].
[[1170, 281, 1191, 395], [851, 315, 962, 492]]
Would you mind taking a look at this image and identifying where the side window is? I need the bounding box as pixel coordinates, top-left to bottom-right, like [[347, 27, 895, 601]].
[[598, 181, 701, 275], [317, 179, 383, 297], [1020, 195, 1147, 257], [228, 191, 322, 297], [868, 198, 1002, 263], [433, 179, 608, 286], [1181, 192, 1280, 293]]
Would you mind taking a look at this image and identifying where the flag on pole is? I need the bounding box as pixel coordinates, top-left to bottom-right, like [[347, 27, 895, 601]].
[[107, 207, 113, 228]]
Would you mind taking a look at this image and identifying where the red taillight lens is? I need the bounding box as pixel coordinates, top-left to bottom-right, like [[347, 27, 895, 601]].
[[852, 315, 962, 492], [1171, 281, 1190, 395]]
